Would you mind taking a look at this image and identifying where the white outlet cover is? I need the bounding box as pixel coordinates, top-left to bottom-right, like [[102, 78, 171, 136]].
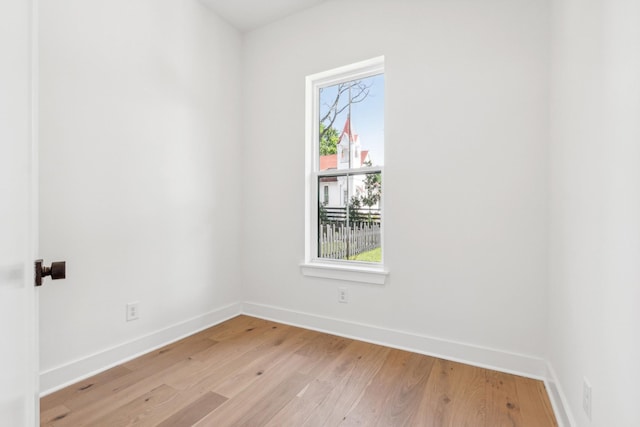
[[126, 302, 140, 321]]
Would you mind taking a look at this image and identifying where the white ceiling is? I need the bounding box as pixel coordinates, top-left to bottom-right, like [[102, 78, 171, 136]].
[[201, 0, 328, 32]]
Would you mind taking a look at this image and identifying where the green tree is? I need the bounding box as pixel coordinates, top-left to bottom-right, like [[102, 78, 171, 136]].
[[348, 195, 363, 225], [319, 201, 329, 223], [319, 123, 339, 155], [360, 161, 381, 223]]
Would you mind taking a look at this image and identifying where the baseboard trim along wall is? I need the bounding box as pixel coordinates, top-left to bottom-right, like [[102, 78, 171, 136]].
[[544, 361, 576, 427], [39, 302, 243, 396], [242, 302, 546, 379]]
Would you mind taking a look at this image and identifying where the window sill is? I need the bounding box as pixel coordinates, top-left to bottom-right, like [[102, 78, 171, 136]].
[[300, 262, 388, 285]]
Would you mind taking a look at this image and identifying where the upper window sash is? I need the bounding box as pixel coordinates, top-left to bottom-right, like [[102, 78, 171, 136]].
[[307, 57, 385, 175]]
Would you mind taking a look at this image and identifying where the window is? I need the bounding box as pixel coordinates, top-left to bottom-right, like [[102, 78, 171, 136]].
[[303, 57, 387, 284]]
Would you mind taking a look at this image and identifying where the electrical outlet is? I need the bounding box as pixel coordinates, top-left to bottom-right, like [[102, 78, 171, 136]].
[[338, 287, 349, 303], [583, 377, 592, 421], [126, 302, 140, 321]]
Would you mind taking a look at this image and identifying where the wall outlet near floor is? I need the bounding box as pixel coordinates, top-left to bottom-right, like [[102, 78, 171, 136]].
[[583, 377, 592, 421], [338, 287, 349, 303], [126, 302, 140, 321]]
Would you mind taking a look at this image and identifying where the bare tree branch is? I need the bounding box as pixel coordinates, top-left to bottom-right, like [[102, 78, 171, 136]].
[[319, 80, 372, 142]]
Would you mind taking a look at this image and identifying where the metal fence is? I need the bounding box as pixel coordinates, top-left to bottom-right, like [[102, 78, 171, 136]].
[[320, 206, 381, 225]]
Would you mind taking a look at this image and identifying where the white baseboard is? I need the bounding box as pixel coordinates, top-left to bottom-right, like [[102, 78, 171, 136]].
[[242, 301, 547, 380], [39, 302, 242, 396], [545, 361, 576, 427]]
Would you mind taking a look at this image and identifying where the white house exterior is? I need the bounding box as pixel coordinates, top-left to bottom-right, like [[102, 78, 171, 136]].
[[319, 116, 372, 208]]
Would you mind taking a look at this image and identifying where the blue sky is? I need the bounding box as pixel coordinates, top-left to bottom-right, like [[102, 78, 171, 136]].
[[319, 73, 384, 166]]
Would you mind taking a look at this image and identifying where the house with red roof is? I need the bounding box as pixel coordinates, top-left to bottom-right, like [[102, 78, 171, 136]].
[[319, 116, 373, 208]]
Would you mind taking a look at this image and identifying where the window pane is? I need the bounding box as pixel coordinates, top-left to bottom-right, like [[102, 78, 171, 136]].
[[318, 74, 384, 171], [318, 173, 381, 262]]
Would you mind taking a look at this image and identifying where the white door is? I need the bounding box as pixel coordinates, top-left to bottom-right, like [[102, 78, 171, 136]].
[[0, 0, 39, 425]]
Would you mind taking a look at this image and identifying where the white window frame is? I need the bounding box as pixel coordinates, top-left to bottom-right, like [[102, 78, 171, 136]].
[[301, 56, 388, 285]]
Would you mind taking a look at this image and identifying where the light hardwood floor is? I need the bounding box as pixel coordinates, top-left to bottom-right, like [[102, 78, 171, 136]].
[[41, 315, 557, 426]]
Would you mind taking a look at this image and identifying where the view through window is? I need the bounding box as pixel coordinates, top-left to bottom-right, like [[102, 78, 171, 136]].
[[316, 71, 384, 263]]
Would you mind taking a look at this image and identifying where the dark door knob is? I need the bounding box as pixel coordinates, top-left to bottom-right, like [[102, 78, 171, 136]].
[[35, 259, 66, 287]]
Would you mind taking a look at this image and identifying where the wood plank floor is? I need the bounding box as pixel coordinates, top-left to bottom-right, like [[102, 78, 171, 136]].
[[40, 315, 557, 426]]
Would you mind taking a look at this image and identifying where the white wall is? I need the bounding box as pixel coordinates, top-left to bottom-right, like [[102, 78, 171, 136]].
[[38, 0, 243, 391], [242, 0, 550, 369], [549, 0, 640, 425]]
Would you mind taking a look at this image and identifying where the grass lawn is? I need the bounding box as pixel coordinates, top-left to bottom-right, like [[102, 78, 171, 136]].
[[348, 247, 382, 262]]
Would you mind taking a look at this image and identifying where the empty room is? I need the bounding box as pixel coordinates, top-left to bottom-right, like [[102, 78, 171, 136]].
[[1, 0, 639, 426]]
